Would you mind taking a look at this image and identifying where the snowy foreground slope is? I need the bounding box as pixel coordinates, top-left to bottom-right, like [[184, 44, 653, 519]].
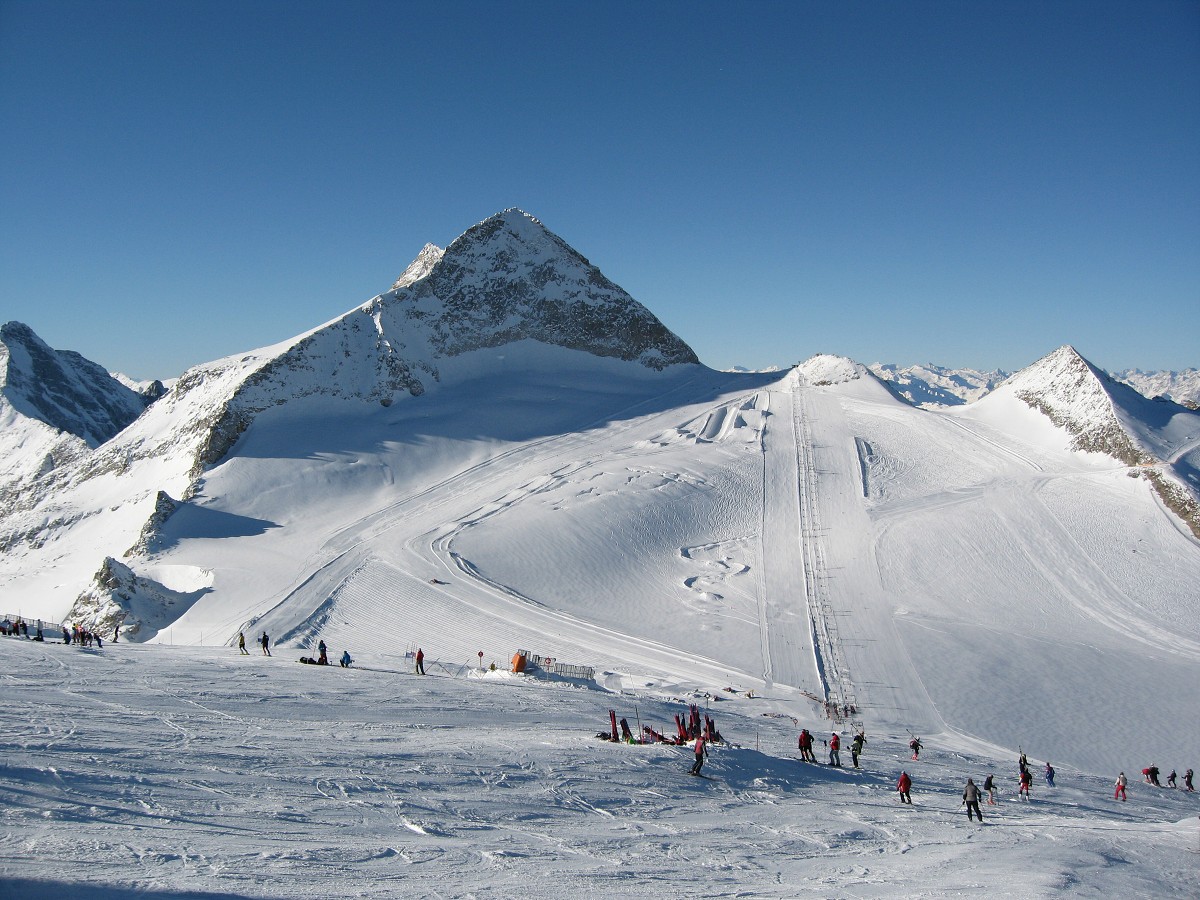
[[2, 639, 1198, 899]]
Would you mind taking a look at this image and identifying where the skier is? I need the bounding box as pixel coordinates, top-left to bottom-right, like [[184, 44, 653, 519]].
[[238, 632, 248, 655], [1114, 772, 1127, 801], [1044, 762, 1055, 787], [340, 650, 352, 668], [850, 731, 865, 768], [317, 640, 328, 665], [896, 771, 912, 804], [1019, 752, 1028, 775], [261, 632, 271, 656], [829, 731, 841, 767], [909, 736, 921, 760], [798, 728, 816, 763], [1019, 767, 1033, 800], [1185, 769, 1194, 792], [415, 647, 425, 675], [689, 732, 708, 776], [1147, 764, 1161, 787], [1166, 769, 1176, 788], [963, 778, 983, 822], [983, 773, 997, 805]]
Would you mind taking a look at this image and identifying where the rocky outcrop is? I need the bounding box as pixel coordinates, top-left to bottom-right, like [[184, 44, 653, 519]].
[[0, 321, 150, 446]]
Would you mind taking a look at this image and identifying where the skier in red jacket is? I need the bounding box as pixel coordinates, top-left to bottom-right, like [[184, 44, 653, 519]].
[[896, 771, 912, 804], [689, 733, 708, 776], [829, 732, 841, 767], [798, 729, 815, 762]]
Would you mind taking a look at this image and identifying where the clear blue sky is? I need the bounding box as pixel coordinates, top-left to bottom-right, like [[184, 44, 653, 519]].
[[2, 0, 1197, 380]]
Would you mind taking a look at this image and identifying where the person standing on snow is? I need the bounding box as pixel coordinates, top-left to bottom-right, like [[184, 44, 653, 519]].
[[798, 729, 815, 763], [1114, 772, 1128, 801], [909, 737, 921, 760], [983, 773, 997, 805], [1166, 769, 1176, 788], [1185, 769, 1194, 792], [1044, 762, 1055, 787], [317, 640, 328, 665], [829, 732, 841, 767], [689, 732, 708, 776], [1019, 767, 1033, 800], [851, 731, 866, 768], [415, 647, 425, 675], [963, 778, 983, 822], [261, 632, 271, 656], [238, 632, 248, 655], [1147, 764, 1161, 787], [896, 771, 912, 804]]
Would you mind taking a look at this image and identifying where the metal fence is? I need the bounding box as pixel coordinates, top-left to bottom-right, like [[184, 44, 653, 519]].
[[515, 649, 595, 681]]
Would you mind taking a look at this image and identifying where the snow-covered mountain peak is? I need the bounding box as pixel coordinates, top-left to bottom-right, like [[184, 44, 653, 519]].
[[996, 345, 1145, 462], [980, 345, 1200, 536], [0, 320, 149, 447], [795, 354, 866, 386], [391, 242, 445, 291], [381, 209, 700, 370]]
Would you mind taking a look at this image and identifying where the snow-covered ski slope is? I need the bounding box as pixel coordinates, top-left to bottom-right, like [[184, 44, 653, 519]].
[[3, 638, 1197, 899], [129, 346, 1200, 781]]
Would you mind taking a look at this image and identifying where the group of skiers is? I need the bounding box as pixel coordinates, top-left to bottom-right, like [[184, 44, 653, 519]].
[[1, 617, 44, 641], [1136, 765, 1192, 791], [796, 728, 868, 769], [792, 729, 1197, 822], [235, 630, 360, 669]]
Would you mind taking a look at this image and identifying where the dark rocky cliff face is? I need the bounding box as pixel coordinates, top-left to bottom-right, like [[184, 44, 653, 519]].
[[0, 321, 151, 446]]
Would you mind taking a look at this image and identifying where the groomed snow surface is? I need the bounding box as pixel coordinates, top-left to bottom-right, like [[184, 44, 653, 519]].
[[2, 639, 1197, 899]]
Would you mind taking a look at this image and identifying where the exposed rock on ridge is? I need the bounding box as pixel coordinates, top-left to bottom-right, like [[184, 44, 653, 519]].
[[1, 321, 150, 446]]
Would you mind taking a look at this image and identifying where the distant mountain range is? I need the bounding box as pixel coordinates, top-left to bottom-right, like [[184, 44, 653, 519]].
[[868, 362, 1200, 410]]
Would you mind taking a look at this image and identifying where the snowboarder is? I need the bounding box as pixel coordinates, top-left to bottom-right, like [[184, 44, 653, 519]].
[[896, 771, 912, 804], [850, 731, 866, 768], [238, 632, 248, 655], [798, 729, 817, 762], [909, 736, 921, 760], [689, 732, 708, 776], [1044, 762, 1055, 787], [983, 773, 996, 805], [317, 640, 328, 665], [261, 632, 271, 656], [415, 647, 425, 675], [1166, 769, 1176, 788], [1019, 767, 1033, 800], [963, 778, 983, 822], [829, 732, 841, 767], [340, 650, 352, 668], [1185, 769, 1194, 792], [1114, 772, 1127, 801]]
